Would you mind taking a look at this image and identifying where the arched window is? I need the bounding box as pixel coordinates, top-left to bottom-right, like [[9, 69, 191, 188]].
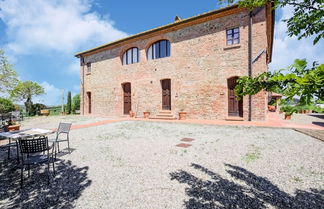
[[147, 40, 171, 60], [122, 47, 139, 65]]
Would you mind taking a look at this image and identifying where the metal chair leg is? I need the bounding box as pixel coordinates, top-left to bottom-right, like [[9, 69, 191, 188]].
[[57, 142, 60, 153], [52, 158, 55, 175], [28, 165, 30, 177], [47, 162, 50, 185], [67, 134, 71, 153], [16, 141, 19, 163], [7, 139, 11, 159], [20, 166, 24, 189], [54, 142, 57, 160]]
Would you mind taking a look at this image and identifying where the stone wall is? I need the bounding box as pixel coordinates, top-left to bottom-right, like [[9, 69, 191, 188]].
[[80, 7, 269, 121]]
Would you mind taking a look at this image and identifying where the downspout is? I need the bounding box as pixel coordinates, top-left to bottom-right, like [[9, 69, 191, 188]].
[[248, 11, 253, 121], [81, 56, 85, 115]]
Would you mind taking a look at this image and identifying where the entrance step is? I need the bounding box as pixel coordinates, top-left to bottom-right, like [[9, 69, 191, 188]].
[[150, 110, 177, 120], [149, 116, 177, 120], [225, 117, 244, 121]]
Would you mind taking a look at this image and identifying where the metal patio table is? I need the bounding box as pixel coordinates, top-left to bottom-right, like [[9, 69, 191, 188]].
[[0, 128, 55, 161]]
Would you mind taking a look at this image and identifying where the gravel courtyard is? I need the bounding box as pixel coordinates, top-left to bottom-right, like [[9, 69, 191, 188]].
[[1, 116, 323, 208]]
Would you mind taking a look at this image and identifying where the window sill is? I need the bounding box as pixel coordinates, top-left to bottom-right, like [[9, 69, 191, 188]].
[[223, 44, 241, 50], [86, 72, 91, 75]]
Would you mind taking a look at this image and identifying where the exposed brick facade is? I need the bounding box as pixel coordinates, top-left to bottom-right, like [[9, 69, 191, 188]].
[[77, 6, 274, 121]]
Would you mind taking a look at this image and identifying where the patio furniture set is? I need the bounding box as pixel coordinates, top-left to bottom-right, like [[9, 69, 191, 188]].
[[0, 122, 72, 188]]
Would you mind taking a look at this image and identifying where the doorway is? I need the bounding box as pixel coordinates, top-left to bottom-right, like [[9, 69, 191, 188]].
[[161, 79, 171, 110], [86, 92, 91, 114], [227, 77, 243, 117], [122, 82, 131, 115]]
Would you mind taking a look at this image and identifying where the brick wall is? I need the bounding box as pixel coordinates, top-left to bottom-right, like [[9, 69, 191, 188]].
[[80, 8, 269, 121]]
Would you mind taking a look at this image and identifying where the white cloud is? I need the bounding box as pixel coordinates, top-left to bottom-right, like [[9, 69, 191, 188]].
[[67, 59, 81, 74], [34, 81, 62, 106], [0, 0, 128, 55], [269, 6, 324, 71]]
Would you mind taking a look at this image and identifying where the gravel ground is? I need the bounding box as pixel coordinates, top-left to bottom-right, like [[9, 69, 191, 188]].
[[1, 117, 323, 209], [286, 113, 324, 126], [20, 115, 110, 129]]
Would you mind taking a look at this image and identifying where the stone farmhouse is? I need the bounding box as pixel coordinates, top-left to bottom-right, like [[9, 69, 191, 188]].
[[75, 4, 274, 121]]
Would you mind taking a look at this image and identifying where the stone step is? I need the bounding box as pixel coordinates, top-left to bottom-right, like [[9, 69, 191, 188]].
[[149, 116, 177, 120], [156, 114, 174, 117], [225, 117, 244, 121], [159, 110, 172, 114]]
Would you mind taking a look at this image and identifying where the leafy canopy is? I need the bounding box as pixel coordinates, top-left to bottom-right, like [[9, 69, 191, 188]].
[[235, 59, 324, 110], [0, 49, 19, 92], [10, 81, 45, 101], [0, 97, 15, 114], [218, 0, 324, 44]]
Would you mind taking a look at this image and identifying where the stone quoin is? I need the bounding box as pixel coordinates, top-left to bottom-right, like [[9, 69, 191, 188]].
[[75, 4, 274, 121]]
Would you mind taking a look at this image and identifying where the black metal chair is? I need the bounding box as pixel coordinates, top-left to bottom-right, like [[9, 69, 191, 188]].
[[18, 136, 55, 188], [49, 123, 72, 159]]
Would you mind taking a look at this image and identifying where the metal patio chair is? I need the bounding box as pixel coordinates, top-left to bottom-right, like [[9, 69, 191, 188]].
[[18, 136, 55, 188], [49, 122, 72, 159]]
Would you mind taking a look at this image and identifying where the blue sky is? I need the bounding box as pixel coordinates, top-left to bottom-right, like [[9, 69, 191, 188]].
[[0, 0, 323, 105]]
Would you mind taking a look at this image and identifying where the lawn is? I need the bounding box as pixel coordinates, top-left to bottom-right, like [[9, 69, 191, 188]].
[[0, 116, 323, 208]]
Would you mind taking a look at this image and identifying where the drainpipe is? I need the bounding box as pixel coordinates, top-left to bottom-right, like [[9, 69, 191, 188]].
[[81, 56, 85, 115], [248, 11, 253, 121]]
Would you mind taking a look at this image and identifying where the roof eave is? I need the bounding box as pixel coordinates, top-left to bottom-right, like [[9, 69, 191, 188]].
[[75, 5, 240, 58]]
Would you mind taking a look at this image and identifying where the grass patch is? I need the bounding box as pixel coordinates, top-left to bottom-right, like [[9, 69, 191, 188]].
[[243, 145, 261, 163], [293, 176, 303, 182]]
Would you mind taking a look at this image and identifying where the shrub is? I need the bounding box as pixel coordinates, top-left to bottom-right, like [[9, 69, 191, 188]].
[[72, 94, 80, 113], [66, 91, 72, 114], [0, 98, 15, 113]]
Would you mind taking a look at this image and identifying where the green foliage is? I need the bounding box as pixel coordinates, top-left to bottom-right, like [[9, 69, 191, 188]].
[[217, 0, 324, 45], [0, 49, 19, 92], [0, 97, 15, 114], [72, 94, 80, 113], [268, 99, 276, 105], [66, 91, 72, 114], [235, 59, 324, 115], [10, 81, 45, 116], [47, 105, 62, 116], [280, 105, 296, 115], [33, 103, 47, 116]]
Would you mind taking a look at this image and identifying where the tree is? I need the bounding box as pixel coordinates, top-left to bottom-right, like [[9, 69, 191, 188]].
[[0, 97, 15, 114], [10, 81, 45, 116], [217, 0, 324, 44], [0, 49, 19, 93], [72, 94, 80, 113], [66, 91, 72, 114], [235, 59, 324, 113]]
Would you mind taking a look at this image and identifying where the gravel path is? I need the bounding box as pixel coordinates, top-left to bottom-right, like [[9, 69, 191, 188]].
[[287, 113, 324, 126], [1, 118, 323, 208], [20, 115, 110, 129]]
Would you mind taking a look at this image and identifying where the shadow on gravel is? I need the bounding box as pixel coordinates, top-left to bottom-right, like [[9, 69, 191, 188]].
[[170, 163, 323, 209], [0, 158, 91, 209]]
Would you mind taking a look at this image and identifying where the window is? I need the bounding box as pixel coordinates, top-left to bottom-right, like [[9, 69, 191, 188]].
[[147, 40, 171, 60], [87, 62, 91, 73], [226, 27, 240, 45], [122, 47, 139, 65]]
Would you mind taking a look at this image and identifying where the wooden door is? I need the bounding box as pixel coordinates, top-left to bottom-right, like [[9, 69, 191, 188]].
[[87, 92, 91, 114], [123, 83, 131, 114], [228, 77, 243, 117], [161, 79, 171, 110]]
